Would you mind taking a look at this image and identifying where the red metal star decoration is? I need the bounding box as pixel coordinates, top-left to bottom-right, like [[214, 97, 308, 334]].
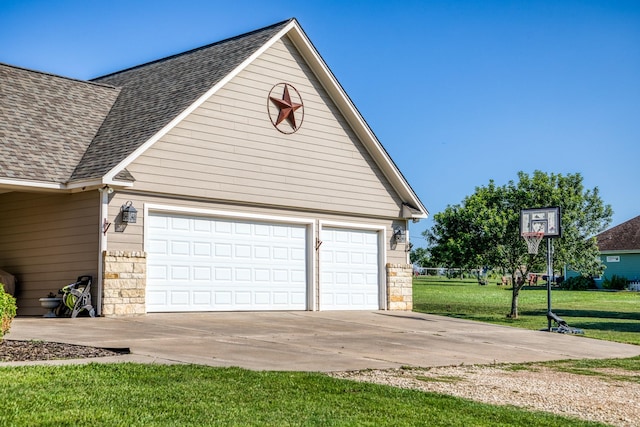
[[269, 84, 303, 132]]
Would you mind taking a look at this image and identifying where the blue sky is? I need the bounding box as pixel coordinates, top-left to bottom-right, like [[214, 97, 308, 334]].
[[2, 0, 639, 247]]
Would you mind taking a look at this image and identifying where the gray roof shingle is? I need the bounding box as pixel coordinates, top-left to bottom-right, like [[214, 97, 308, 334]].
[[71, 19, 292, 181], [1, 19, 291, 186], [0, 64, 119, 183], [596, 215, 640, 251]]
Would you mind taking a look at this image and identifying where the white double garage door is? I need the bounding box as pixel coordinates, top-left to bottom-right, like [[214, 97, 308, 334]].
[[146, 211, 383, 312]]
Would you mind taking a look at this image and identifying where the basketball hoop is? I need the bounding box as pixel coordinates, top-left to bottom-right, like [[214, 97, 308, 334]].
[[522, 232, 544, 255]]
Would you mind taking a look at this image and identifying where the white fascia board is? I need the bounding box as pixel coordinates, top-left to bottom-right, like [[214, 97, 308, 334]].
[[0, 178, 64, 191], [286, 24, 429, 219], [103, 21, 298, 183], [65, 178, 134, 192], [0, 177, 135, 193]]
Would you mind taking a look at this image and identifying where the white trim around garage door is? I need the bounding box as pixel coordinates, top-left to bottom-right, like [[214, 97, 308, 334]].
[[144, 204, 316, 311], [318, 220, 387, 310]]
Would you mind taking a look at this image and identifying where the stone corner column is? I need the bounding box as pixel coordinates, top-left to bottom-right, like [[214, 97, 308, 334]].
[[102, 251, 147, 317], [386, 263, 413, 311]]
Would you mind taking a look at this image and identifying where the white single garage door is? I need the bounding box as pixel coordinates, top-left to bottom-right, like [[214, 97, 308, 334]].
[[319, 227, 380, 310], [146, 212, 307, 312]]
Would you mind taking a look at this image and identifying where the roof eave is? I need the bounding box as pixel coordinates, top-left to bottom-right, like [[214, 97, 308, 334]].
[[0, 177, 134, 193], [599, 249, 640, 255], [0, 178, 65, 192], [66, 178, 134, 192]]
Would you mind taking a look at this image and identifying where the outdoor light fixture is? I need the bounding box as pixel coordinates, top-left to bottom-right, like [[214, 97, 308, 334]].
[[393, 227, 406, 244], [120, 201, 138, 224]]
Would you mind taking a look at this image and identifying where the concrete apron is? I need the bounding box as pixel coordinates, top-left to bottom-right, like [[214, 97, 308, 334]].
[[5, 311, 640, 372]]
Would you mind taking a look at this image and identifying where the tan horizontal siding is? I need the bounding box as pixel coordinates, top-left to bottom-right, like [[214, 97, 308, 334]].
[[144, 135, 383, 184], [126, 36, 402, 218], [128, 162, 392, 202], [0, 191, 99, 315], [105, 193, 144, 252]]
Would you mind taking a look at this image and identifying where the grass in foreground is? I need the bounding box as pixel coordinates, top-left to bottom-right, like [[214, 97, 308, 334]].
[[0, 363, 609, 427], [413, 275, 640, 345]]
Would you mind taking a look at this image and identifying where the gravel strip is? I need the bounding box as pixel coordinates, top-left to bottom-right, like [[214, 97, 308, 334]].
[[331, 365, 640, 427]]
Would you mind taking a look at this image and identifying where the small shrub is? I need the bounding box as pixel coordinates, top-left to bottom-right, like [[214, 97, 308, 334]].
[[602, 275, 628, 290], [559, 276, 595, 290], [0, 283, 17, 338]]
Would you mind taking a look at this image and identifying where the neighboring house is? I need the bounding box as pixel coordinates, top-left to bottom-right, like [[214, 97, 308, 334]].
[[593, 215, 640, 285], [0, 19, 428, 316]]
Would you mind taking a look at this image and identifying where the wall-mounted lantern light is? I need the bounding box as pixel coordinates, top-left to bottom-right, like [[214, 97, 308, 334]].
[[393, 227, 406, 244], [120, 201, 138, 224]]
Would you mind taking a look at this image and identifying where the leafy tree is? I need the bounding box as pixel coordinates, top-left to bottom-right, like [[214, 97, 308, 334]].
[[424, 171, 612, 318], [409, 247, 431, 267]]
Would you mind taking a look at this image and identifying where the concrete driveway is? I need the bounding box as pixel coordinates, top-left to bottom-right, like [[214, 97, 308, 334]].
[[6, 311, 640, 371]]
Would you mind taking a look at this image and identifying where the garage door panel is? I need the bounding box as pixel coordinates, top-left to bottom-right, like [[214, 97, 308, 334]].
[[193, 291, 211, 305], [254, 246, 270, 258], [351, 293, 365, 305], [171, 217, 190, 230], [235, 268, 251, 281], [214, 243, 232, 257], [335, 251, 349, 263], [147, 290, 166, 306], [216, 291, 232, 305], [215, 221, 232, 233], [171, 241, 190, 255], [148, 265, 167, 280], [147, 213, 307, 312], [234, 222, 251, 234], [291, 247, 305, 260], [320, 227, 380, 310], [234, 244, 251, 258], [193, 219, 211, 232], [148, 239, 168, 255], [148, 215, 168, 228], [171, 291, 189, 305], [193, 242, 212, 257]]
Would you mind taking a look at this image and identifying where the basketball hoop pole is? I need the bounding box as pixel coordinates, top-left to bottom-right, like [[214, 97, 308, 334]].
[[546, 238, 553, 331], [520, 207, 561, 332]]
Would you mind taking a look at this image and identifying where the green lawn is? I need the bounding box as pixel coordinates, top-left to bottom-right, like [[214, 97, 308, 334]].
[[0, 364, 609, 426], [1, 278, 637, 426], [413, 275, 640, 345]]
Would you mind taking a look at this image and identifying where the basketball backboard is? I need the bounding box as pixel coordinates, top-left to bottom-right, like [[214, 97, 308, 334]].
[[520, 207, 561, 238]]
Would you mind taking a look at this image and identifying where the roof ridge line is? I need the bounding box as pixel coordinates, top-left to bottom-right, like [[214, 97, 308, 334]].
[[90, 18, 294, 82]]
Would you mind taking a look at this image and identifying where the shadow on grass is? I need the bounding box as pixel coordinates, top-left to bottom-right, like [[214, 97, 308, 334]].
[[520, 309, 640, 321], [413, 305, 513, 323], [416, 305, 640, 334], [514, 309, 640, 333], [564, 321, 640, 333]]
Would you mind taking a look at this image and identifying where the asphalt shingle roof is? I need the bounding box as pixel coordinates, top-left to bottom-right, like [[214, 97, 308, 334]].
[[0, 64, 119, 183], [596, 215, 640, 251], [71, 19, 291, 181], [1, 19, 291, 185]]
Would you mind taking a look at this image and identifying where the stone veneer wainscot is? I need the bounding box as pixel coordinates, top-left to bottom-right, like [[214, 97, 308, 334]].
[[386, 263, 413, 310], [102, 251, 146, 317]]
